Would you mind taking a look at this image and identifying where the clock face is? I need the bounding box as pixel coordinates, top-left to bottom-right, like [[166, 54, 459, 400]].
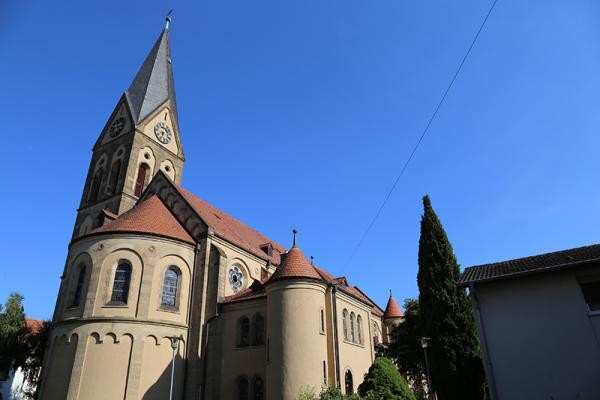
[[154, 122, 172, 144], [109, 117, 126, 138], [228, 266, 244, 291]]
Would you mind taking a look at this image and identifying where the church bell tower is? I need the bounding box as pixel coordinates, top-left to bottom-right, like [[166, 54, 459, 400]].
[[74, 18, 185, 238]]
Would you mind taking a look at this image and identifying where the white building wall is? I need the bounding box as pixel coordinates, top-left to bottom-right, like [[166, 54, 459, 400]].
[[474, 265, 600, 400]]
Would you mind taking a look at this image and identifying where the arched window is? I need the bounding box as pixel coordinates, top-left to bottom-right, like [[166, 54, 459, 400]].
[[236, 376, 249, 400], [253, 314, 264, 345], [69, 264, 86, 308], [107, 159, 122, 194], [345, 370, 354, 395], [134, 163, 149, 197], [350, 312, 356, 342], [252, 376, 264, 400], [110, 262, 132, 304], [342, 309, 349, 340], [161, 267, 179, 308], [238, 316, 250, 347], [89, 168, 104, 203], [357, 315, 363, 344], [373, 322, 380, 345]]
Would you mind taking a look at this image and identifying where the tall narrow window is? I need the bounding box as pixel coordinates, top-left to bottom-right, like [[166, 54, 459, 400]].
[[110, 262, 132, 304], [134, 164, 149, 197], [350, 312, 356, 342], [161, 267, 179, 308], [345, 370, 353, 395], [320, 309, 325, 333], [252, 376, 264, 400], [238, 316, 250, 347], [342, 309, 348, 340], [69, 265, 86, 308], [356, 315, 363, 344], [253, 314, 264, 345], [323, 361, 327, 385], [89, 168, 104, 203], [107, 159, 122, 194], [373, 322, 380, 345], [237, 376, 249, 400]]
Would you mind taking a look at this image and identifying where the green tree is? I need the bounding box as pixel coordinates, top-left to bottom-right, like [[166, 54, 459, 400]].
[[357, 357, 416, 400], [417, 195, 486, 399], [0, 293, 27, 379], [389, 299, 427, 399]]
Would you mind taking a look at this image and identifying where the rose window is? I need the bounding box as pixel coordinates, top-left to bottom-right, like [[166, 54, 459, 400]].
[[229, 266, 244, 291]]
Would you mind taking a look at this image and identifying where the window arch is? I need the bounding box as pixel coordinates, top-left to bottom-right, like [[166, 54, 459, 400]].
[[236, 376, 249, 400], [88, 168, 104, 203], [373, 322, 380, 345], [345, 370, 354, 395], [350, 312, 356, 342], [106, 159, 122, 194], [238, 316, 250, 347], [252, 376, 264, 400], [134, 163, 150, 197], [110, 262, 132, 304], [342, 309, 349, 340], [357, 315, 363, 344], [161, 267, 180, 309], [253, 313, 264, 345], [69, 264, 86, 308]]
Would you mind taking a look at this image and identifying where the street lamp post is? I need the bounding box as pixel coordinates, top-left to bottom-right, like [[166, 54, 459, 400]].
[[421, 337, 432, 400], [169, 335, 183, 400]]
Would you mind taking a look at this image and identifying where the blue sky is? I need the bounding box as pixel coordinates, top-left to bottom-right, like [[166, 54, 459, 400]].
[[1, 0, 600, 320]]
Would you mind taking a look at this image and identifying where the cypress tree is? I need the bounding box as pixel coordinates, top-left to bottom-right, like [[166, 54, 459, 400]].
[[417, 195, 486, 400]]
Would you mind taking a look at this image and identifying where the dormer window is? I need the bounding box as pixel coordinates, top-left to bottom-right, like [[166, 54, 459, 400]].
[[260, 243, 273, 257]]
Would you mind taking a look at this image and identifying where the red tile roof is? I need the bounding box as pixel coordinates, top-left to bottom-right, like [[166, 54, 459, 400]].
[[383, 295, 404, 319], [178, 187, 286, 264], [269, 246, 323, 282], [25, 318, 44, 335], [90, 195, 195, 244]]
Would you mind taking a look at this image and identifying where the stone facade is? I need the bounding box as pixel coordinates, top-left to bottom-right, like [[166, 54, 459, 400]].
[[39, 24, 402, 400]]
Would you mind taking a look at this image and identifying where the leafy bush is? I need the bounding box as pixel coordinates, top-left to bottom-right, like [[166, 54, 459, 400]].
[[358, 357, 416, 400]]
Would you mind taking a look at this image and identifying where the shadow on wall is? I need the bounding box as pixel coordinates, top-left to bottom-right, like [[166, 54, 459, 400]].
[[142, 352, 184, 400]]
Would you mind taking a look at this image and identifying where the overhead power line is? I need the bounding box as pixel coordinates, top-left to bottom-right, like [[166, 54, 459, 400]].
[[343, 0, 499, 269]]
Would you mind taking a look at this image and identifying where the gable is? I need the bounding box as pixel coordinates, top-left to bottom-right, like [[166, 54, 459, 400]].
[[94, 95, 134, 149]]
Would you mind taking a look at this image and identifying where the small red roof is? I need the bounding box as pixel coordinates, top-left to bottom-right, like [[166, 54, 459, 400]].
[[179, 187, 286, 264], [90, 195, 194, 244], [268, 246, 322, 282], [383, 295, 404, 319]]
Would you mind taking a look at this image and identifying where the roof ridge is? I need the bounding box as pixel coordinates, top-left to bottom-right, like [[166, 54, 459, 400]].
[[467, 243, 600, 270]]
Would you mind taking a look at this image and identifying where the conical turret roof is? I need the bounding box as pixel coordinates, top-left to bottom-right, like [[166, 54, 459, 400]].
[[125, 28, 178, 125], [268, 246, 322, 282], [383, 294, 404, 319]]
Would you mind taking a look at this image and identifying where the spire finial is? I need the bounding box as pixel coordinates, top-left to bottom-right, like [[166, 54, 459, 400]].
[[165, 10, 173, 30], [389, 289, 393, 297], [310, 256, 314, 265], [292, 228, 298, 248]]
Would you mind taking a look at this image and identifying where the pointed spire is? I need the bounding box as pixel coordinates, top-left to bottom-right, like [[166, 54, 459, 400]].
[[383, 292, 404, 319], [292, 228, 298, 248], [125, 21, 178, 127]]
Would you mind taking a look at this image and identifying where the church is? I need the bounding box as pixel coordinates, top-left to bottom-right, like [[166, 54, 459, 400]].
[[39, 19, 404, 400]]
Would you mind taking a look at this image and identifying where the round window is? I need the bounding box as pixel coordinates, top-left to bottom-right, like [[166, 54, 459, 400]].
[[228, 265, 244, 291]]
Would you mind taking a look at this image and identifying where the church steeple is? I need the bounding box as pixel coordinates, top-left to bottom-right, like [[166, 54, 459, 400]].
[[73, 20, 185, 239], [125, 26, 178, 130]]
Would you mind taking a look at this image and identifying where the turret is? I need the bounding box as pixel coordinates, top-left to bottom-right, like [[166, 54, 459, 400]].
[[382, 291, 404, 343], [265, 230, 328, 399]]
